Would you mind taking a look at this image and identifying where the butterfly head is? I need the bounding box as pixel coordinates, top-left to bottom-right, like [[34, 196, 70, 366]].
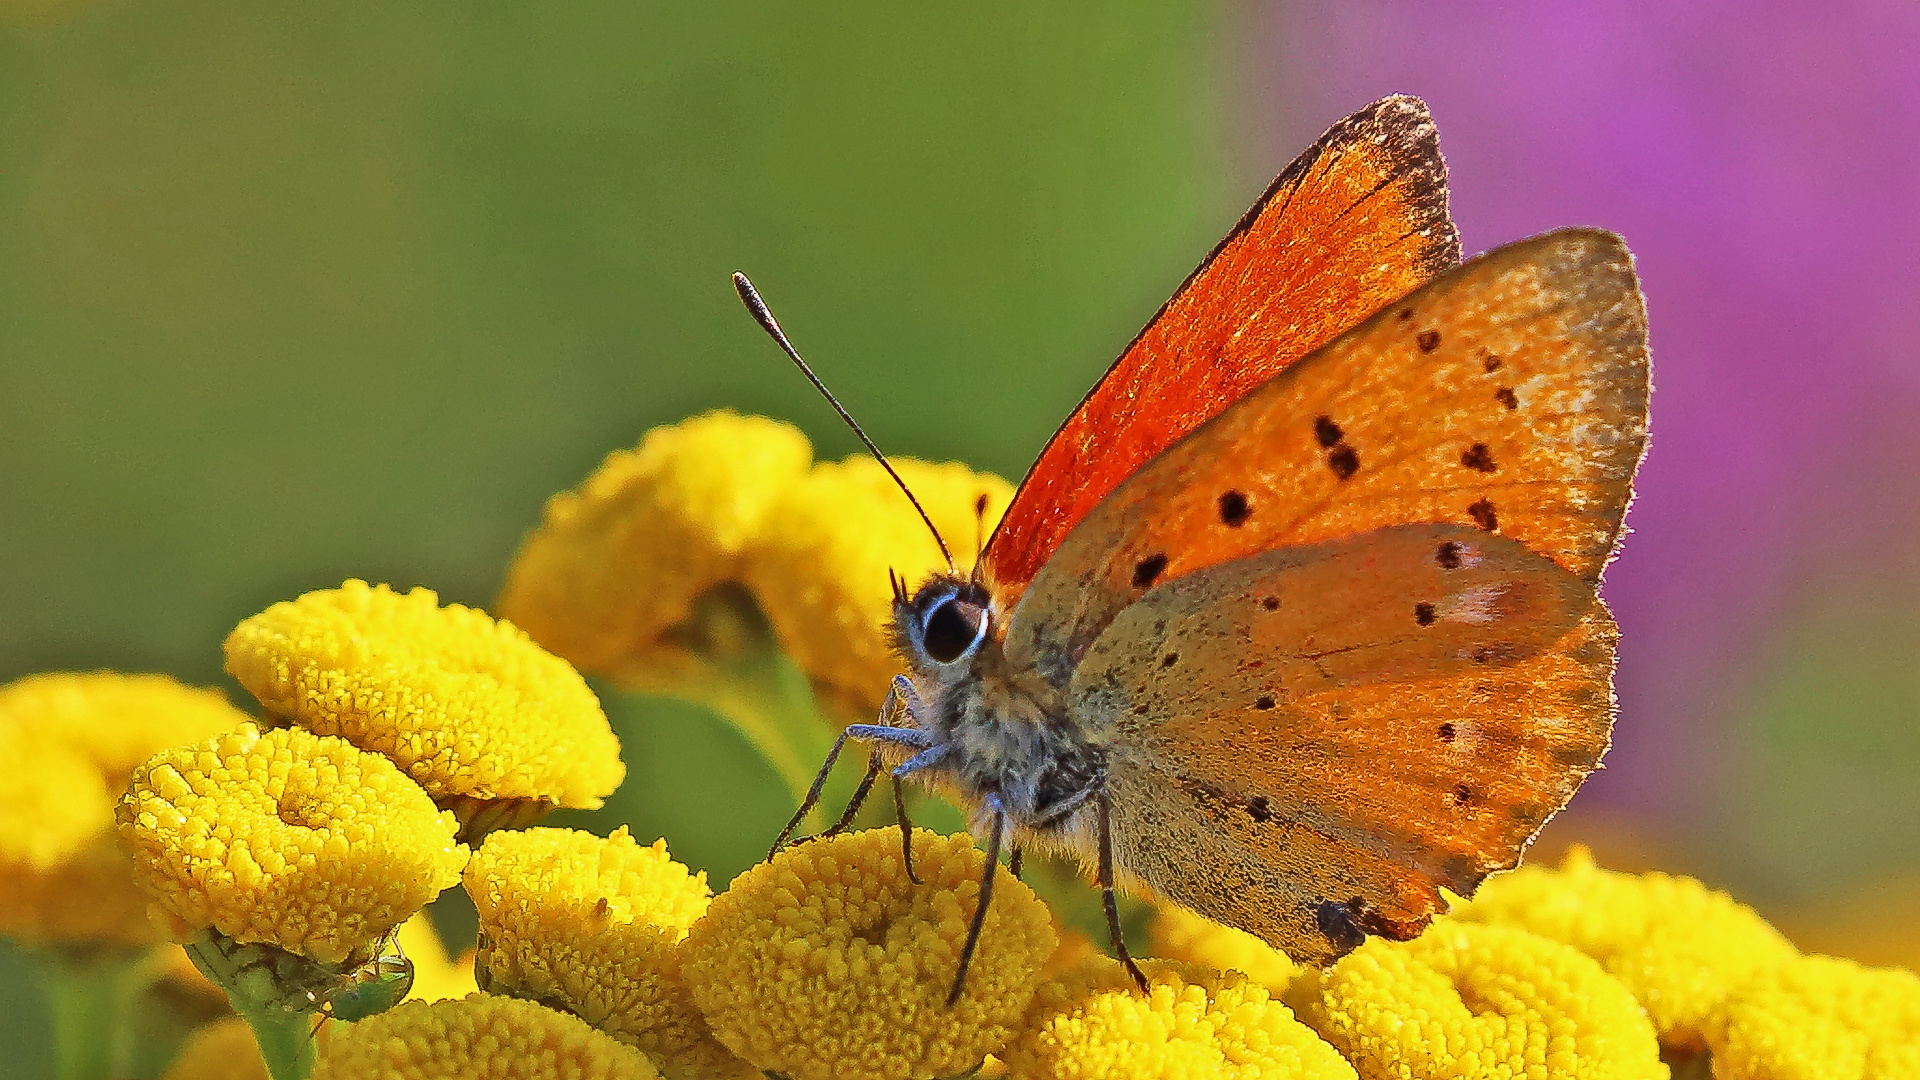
[[892, 571, 996, 677]]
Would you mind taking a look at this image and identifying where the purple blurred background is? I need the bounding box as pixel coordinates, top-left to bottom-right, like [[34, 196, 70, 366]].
[[1248, 2, 1920, 910]]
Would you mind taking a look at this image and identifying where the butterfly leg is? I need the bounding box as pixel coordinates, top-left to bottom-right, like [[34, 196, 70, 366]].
[[1097, 787, 1149, 992], [884, 742, 953, 884], [891, 772, 921, 884], [816, 675, 932, 842], [768, 719, 935, 859], [948, 791, 1006, 1007], [1008, 845, 1023, 880]]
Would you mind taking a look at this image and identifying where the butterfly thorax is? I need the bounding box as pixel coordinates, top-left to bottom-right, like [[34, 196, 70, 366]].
[[892, 572, 1106, 831]]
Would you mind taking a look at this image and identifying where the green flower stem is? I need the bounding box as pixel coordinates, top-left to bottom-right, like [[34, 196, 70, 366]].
[[34, 945, 167, 1080], [231, 999, 317, 1080]]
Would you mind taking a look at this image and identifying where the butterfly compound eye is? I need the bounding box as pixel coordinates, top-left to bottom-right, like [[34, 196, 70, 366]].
[[921, 595, 989, 664]]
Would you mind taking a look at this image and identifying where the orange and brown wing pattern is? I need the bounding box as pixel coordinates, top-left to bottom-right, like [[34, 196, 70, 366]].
[[1004, 229, 1649, 674], [1069, 525, 1615, 963], [984, 96, 1460, 600]]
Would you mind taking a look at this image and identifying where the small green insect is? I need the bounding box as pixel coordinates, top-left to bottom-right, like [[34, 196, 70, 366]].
[[320, 948, 415, 1022]]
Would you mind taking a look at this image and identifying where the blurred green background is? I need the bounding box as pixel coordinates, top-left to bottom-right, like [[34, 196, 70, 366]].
[[6, 1, 1920, 1075], [0, 3, 1236, 1072]]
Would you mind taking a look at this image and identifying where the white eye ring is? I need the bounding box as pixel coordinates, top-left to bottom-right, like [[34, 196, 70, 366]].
[[919, 591, 990, 665]]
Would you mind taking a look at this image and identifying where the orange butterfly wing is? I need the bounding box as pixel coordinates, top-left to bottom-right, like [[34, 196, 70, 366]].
[[1005, 229, 1648, 669], [984, 96, 1460, 600], [1018, 229, 1647, 962], [1072, 524, 1616, 964]]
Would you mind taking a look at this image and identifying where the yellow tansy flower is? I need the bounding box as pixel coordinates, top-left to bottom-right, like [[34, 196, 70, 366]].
[[1708, 953, 1920, 1080], [116, 725, 467, 965], [224, 579, 625, 834], [1151, 903, 1301, 992], [465, 826, 748, 1078], [1292, 921, 1666, 1080], [499, 409, 814, 684], [681, 827, 1056, 1080], [0, 672, 252, 947], [0, 671, 254, 784], [312, 993, 662, 1080], [1453, 845, 1798, 1051], [161, 1016, 269, 1080], [1002, 956, 1356, 1080], [743, 455, 1012, 717]]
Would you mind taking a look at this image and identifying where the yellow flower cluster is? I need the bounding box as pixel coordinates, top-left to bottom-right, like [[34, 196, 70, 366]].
[[117, 725, 468, 965], [312, 994, 663, 1080], [1292, 921, 1666, 1080], [1004, 957, 1356, 1080], [0, 672, 251, 946], [1709, 953, 1920, 1079], [1453, 845, 1799, 1051], [682, 828, 1055, 1080], [499, 410, 813, 684], [226, 579, 625, 828], [499, 410, 1013, 717], [465, 826, 748, 1078]]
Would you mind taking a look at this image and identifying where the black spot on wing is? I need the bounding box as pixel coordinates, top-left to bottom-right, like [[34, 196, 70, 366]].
[[1254, 695, 1275, 710], [1435, 541, 1463, 569], [1314, 415, 1344, 447], [1217, 490, 1251, 527], [1481, 351, 1503, 372], [1495, 386, 1518, 410], [1246, 795, 1273, 823], [1437, 722, 1456, 743], [1414, 602, 1436, 626], [1327, 444, 1360, 481], [1453, 783, 1474, 806], [1161, 652, 1179, 668], [1468, 499, 1498, 531], [1416, 329, 1441, 353], [1261, 595, 1281, 611], [1133, 553, 1169, 588], [1461, 443, 1497, 473]]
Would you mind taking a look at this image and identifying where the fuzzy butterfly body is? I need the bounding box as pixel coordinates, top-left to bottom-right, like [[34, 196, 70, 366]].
[[773, 95, 1649, 980]]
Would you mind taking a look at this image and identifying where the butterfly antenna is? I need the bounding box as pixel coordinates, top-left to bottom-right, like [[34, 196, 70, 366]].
[[733, 272, 955, 573], [970, 492, 990, 586]]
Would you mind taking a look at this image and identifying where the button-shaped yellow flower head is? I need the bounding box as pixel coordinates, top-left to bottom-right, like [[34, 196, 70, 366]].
[[681, 827, 1055, 1080], [1708, 953, 1920, 1080], [224, 579, 625, 838], [1002, 956, 1357, 1080], [0, 672, 252, 947], [1452, 844, 1800, 1052], [499, 409, 814, 685], [116, 725, 467, 965], [499, 410, 1013, 720], [1291, 920, 1667, 1080], [742, 455, 1012, 719], [464, 826, 749, 1079], [312, 994, 662, 1080]]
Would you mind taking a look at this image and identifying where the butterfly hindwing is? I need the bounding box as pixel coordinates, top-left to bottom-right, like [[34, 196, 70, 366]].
[[1070, 524, 1616, 964], [1004, 228, 1649, 675], [984, 95, 1461, 601]]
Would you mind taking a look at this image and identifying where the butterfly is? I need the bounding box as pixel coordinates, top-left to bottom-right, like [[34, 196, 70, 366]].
[[747, 94, 1649, 1000]]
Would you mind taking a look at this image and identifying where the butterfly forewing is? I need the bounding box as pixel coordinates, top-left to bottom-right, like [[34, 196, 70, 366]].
[[1004, 228, 1649, 673], [985, 95, 1461, 601], [1068, 524, 1616, 963]]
